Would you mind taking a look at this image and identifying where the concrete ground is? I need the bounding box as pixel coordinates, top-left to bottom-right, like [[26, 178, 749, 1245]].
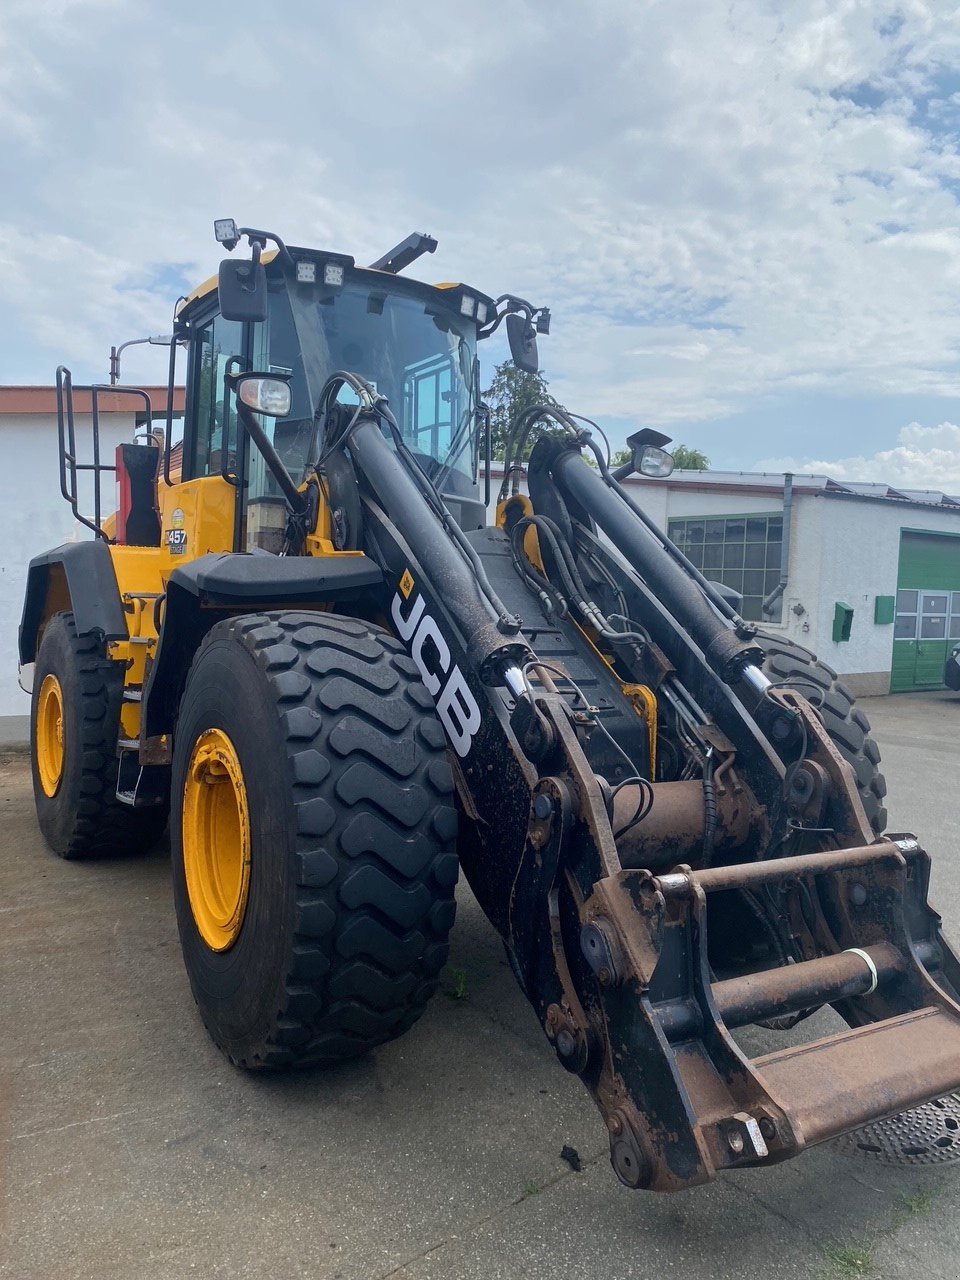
[[1, 692, 959, 1280]]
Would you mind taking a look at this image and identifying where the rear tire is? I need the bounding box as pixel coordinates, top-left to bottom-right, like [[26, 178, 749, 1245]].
[[31, 612, 168, 858], [170, 610, 459, 1070], [756, 632, 887, 834]]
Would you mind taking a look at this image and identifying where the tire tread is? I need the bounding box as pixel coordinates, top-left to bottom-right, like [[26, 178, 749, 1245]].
[[176, 610, 458, 1070]]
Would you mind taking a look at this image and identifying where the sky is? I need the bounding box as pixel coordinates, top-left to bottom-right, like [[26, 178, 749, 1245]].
[[1, 0, 960, 483]]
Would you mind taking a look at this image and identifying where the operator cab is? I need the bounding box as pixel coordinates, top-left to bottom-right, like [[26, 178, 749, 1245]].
[[173, 223, 547, 551]]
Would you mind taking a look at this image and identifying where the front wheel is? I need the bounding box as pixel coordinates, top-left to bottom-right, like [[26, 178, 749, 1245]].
[[171, 611, 459, 1070]]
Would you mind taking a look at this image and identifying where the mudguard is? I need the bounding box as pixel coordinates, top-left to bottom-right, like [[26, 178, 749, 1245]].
[[141, 551, 384, 744], [19, 540, 126, 664]]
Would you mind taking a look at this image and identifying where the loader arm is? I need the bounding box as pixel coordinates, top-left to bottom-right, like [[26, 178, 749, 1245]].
[[327, 391, 960, 1191]]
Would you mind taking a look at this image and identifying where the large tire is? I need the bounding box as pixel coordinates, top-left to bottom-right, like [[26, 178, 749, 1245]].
[[31, 612, 168, 859], [170, 610, 459, 1070], [756, 632, 887, 835]]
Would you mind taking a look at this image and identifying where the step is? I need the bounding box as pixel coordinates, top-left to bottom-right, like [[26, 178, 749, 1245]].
[[753, 1006, 960, 1146], [122, 688, 142, 703]]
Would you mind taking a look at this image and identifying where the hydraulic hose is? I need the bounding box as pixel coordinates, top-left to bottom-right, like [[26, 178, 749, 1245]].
[[546, 443, 764, 686]]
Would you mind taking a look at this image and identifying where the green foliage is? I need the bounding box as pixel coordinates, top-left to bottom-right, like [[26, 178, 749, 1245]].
[[822, 1241, 876, 1277], [482, 360, 562, 460], [672, 443, 710, 470], [480, 358, 711, 475], [444, 966, 469, 1000], [897, 1187, 939, 1217]]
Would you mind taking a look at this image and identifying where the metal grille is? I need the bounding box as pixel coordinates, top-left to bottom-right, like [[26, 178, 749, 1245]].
[[833, 1094, 960, 1166]]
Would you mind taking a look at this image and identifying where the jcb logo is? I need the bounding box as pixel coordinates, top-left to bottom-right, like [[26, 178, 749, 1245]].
[[391, 586, 481, 759]]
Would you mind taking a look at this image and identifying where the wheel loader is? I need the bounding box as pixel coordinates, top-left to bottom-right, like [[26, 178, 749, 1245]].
[[19, 220, 960, 1192]]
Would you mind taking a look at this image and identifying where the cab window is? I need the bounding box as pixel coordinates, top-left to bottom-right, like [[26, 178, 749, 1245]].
[[190, 314, 244, 478]]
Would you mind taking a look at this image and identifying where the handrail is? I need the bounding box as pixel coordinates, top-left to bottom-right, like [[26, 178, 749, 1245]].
[[54, 367, 154, 539]]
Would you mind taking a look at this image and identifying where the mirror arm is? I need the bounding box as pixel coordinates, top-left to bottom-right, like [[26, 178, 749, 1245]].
[[238, 226, 295, 273], [235, 400, 307, 515]]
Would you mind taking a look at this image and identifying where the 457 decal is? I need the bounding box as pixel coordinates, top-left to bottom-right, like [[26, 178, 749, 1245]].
[[391, 578, 481, 759]]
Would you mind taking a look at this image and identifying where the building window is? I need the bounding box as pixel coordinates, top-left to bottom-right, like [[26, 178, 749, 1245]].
[[667, 513, 784, 622], [895, 589, 960, 640]]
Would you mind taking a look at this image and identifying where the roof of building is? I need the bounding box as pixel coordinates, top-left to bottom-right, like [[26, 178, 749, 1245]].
[[0, 385, 186, 416], [489, 464, 960, 511], [658, 469, 960, 508]]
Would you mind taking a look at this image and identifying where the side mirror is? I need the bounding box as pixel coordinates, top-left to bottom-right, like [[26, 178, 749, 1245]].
[[218, 258, 268, 322], [233, 374, 291, 417], [506, 312, 539, 374]]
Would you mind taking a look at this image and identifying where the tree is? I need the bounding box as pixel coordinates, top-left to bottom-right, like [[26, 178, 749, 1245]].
[[671, 444, 710, 470], [610, 443, 710, 471], [482, 361, 563, 460]]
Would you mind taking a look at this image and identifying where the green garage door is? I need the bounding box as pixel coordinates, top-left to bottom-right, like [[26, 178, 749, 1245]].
[[891, 531, 960, 691]]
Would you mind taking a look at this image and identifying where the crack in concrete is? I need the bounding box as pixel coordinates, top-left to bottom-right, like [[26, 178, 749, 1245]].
[[11, 1107, 164, 1142], [374, 1147, 610, 1279], [726, 1176, 818, 1241]]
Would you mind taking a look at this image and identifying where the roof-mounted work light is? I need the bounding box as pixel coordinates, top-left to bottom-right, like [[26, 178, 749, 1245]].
[[214, 218, 240, 251]]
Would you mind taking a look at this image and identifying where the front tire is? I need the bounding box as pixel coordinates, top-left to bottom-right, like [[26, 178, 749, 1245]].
[[171, 611, 459, 1070]]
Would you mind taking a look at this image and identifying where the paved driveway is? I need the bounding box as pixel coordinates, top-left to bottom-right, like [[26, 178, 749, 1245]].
[[1, 690, 958, 1279]]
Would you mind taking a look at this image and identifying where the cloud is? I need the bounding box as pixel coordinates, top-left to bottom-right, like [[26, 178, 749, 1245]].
[[756, 420, 960, 489], [0, 0, 958, 458]]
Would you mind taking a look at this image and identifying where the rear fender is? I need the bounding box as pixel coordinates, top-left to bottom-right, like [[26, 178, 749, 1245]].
[[19, 541, 126, 665]]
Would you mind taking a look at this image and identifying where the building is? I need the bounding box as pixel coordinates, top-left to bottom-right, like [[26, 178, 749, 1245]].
[[0, 385, 184, 743], [490, 467, 960, 698], [3, 387, 959, 742]]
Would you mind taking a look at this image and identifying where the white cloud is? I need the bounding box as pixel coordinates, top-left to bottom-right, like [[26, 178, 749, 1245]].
[[756, 421, 960, 489], [0, 0, 958, 454]]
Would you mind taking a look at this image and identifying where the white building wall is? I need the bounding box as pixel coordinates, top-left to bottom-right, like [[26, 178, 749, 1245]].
[[807, 497, 960, 689], [1, 412, 135, 736], [486, 471, 960, 695]]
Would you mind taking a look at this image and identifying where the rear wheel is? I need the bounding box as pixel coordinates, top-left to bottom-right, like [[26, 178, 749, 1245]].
[[31, 612, 168, 858], [756, 632, 887, 834], [171, 610, 459, 1070]]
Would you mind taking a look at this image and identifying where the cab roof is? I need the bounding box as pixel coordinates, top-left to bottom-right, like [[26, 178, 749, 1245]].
[[178, 246, 494, 319]]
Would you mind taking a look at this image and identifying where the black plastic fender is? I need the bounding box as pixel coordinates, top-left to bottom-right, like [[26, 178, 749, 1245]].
[[19, 541, 126, 664], [141, 551, 384, 742]]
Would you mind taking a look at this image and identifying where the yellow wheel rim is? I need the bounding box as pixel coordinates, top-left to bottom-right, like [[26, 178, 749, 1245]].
[[182, 728, 252, 952], [36, 674, 65, 798]]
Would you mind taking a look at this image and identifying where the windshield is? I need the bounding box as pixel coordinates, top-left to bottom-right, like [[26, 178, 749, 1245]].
[[249, 275, 479, 504]]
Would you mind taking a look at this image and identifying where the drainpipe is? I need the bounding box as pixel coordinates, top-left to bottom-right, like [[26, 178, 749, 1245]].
[[762, 472, 793, 619]]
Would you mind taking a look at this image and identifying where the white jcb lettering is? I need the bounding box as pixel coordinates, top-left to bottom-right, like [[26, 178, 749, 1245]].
[[436, 665, 482, 759], [411, 615, 450, 697], [391, 584, 482, 759], [391, 591, 425, 641]]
